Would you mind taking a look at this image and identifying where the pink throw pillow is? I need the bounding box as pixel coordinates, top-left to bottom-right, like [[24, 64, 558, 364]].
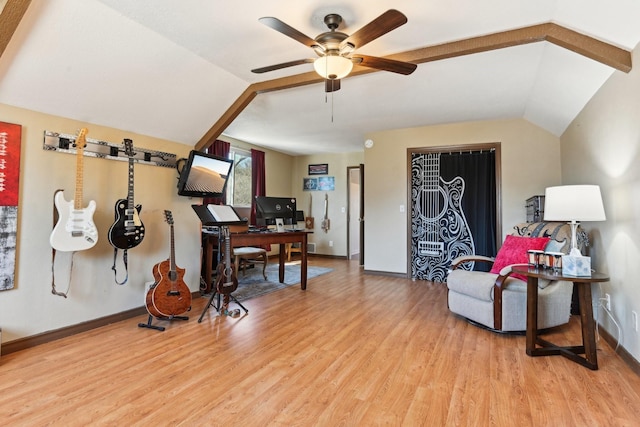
[[490, 235, 550, 281]]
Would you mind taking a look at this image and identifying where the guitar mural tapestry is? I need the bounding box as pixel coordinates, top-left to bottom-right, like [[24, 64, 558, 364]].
[[410, 150, 497, 282], [0, 122, 21, 291]]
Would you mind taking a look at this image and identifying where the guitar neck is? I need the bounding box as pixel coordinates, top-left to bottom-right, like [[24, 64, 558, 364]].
[[127, 158, 135, 209], [225, 229, 232, 270], [169, 223, 177, 274], [423, 153, 440, 192], [74, 146, 84, 210]]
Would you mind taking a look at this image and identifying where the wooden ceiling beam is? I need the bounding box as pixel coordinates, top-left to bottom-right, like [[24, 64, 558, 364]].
[[0, 0, 32, 59], [195, 22, 632, 151]]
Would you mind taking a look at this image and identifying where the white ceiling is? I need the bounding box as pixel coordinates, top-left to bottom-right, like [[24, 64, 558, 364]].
[[1, 0, 640, 155]]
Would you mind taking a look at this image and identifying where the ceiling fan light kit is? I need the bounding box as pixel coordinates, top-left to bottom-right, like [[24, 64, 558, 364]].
[[252, 9, 416, 91], [314, 54, 353, 80]]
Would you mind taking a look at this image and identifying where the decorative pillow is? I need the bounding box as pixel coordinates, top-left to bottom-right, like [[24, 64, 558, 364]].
[[544, 238, 567, 254], [490, 235, 550, 281]]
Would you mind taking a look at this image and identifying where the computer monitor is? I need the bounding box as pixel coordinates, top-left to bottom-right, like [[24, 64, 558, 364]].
[[255, 196, 297, 226]]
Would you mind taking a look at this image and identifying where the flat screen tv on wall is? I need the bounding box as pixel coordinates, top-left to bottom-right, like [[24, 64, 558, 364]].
[[177, 150, 233, 198]]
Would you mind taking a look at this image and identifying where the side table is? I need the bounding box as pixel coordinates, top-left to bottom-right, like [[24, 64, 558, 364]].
[[511, 266, 610, 370]]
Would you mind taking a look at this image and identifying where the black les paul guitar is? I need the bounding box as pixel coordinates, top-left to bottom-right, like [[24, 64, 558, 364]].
[[108, 139, 145, 250]]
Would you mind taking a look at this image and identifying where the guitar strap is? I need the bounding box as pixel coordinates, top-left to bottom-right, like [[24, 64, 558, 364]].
[[111, 248, 129, 285], [51, 189, 73, 298]]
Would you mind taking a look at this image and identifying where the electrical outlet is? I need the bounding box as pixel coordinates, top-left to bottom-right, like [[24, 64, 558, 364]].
[[605, 293, 611, 310], [633, 311, 639, 332], [329, 240, 333, 247]]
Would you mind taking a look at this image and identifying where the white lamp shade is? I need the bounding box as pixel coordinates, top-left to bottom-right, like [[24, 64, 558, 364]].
[[314, 55, 353, 80], [543, 185, 606, 221]]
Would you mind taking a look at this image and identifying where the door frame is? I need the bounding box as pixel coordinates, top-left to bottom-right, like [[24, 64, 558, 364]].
[[406, 143, 502, 279], [347, 164, 364, 265]]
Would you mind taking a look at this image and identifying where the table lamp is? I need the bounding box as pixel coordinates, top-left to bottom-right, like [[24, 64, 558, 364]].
[[543, 185, 606, 256]]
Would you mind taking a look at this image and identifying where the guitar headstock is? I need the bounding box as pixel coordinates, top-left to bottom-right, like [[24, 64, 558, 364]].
[[124, 138, 134, 158], [164, 210, 174, 225], [75, 128, 88, 150]]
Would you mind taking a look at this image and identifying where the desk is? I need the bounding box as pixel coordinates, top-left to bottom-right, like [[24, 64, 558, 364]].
[[511, 266, 610, 370], [202, 230, 310, 293]]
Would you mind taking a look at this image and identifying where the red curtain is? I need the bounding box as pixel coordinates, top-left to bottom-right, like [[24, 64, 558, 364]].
[[203, 140, 230, 206], [250, 148, 266, 225]]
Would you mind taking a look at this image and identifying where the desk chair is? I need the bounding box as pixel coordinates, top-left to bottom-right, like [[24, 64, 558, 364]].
[[285, 243, 302, 261], [233, 247, 268, 279]]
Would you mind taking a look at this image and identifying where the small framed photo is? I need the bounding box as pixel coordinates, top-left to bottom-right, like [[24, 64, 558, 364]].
[[303, 178, 318, 191], [308, 163, 328, 175]]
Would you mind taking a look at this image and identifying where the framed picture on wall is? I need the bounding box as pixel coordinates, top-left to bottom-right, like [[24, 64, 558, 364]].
[[317, 176, 335, 191], [308, 163, 328, 175], [0, 121, 22, 291], [303, 178, 318, 191]]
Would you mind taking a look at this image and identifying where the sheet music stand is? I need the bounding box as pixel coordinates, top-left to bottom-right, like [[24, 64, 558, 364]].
[[192, 204, 249, 321]]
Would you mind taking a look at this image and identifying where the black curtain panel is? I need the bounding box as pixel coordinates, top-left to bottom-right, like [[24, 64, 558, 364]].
[[440, 150, 497, 271], [204, 140, 231, 206], [250, 148, 266, 226]]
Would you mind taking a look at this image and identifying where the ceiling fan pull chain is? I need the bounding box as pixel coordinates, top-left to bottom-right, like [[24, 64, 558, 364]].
[[331, 90, 335, 123]]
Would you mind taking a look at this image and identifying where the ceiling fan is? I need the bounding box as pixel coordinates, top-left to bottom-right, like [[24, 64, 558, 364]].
[[251, 9, 417, 92]]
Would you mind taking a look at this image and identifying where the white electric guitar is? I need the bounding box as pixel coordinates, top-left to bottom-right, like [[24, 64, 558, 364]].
[[50, 128, 98, 251]]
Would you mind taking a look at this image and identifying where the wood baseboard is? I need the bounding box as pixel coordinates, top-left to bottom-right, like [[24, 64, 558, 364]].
[[1, 291, 201, 356], [363, 269, 408, 279], [598, 322, 640, 376]]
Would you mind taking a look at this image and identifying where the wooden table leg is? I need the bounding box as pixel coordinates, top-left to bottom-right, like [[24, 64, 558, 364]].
[[578, 282, 598, 369], [301, 234, 307, 290], [278, 244, 285, 283], [203, 236, 214, 294], [526, 276, 539, 355]]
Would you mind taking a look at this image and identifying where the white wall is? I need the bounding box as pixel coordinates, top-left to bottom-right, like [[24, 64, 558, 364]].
[[0, 103, 200, 343], [0, 103, 295, 344], [560, 45, 640, 362], [291, 152, 364, 256], [364, 118, 563, 274]]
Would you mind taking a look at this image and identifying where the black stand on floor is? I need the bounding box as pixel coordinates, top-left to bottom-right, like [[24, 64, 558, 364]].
[[138, 313, 189, 332], [191, 205, 249, 323], [198, 290, 248, 323]]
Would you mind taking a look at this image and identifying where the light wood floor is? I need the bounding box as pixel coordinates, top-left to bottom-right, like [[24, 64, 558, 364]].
[[1, 258, 639, 426]]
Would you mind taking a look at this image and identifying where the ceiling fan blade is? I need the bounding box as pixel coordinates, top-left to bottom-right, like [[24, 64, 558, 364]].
[[259, 17, 321, 49], [352, 55, 417, 75], [325, 79, 341, 93], [341, 9, 407, 50], [252, 58, 314, 74]]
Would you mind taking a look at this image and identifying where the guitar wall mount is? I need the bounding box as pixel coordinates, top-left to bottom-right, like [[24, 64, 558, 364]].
[[43, 131, 177, 168]]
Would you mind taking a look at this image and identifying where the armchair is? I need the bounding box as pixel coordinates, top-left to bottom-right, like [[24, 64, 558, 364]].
[[446, 222, 578, 332]]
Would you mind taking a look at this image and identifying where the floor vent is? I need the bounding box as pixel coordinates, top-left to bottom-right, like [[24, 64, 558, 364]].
[[307, 242, 316, 253]]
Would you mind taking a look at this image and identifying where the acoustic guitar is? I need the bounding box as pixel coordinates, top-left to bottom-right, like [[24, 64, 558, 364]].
[[146, 210, 191, 317], [216, 226, 238, 313], [107, 139, 145, 250], [49, 128, 98, 251]]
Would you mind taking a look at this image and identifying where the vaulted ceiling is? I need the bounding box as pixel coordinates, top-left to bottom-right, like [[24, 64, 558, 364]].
[[1, 0, 640, 155]]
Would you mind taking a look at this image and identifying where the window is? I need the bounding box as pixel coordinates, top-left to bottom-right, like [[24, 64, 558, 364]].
[[227, 148, 252, 207]]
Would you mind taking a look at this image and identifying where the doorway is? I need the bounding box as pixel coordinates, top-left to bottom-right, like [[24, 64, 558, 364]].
[[408, 144, 501, 281], [347, 165, 364, 265]]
